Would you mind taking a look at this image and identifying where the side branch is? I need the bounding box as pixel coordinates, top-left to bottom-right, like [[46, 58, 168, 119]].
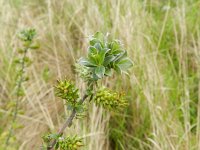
[[47, 94, 88, 150]]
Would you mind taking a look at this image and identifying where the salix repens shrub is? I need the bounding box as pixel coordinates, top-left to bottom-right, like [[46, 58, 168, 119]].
[[42, 32, 132, 150], [4, 28, 39, 149]]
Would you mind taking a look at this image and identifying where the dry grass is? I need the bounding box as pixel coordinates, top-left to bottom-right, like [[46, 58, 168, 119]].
[[0, 0, 200, 150]]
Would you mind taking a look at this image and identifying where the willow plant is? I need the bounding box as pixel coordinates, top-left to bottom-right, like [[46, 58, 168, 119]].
[[5, 28, 39, 149], [42, 32, 133, 150]]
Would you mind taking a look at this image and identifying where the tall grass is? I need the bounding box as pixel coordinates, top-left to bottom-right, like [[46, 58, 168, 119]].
[[0, 0, 200, 150]]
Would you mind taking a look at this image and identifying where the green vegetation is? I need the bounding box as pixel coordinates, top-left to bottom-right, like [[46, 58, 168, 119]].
[[41, 32, 132, 150], [1, 28, 39, 150], [0, 0, 200, 150]]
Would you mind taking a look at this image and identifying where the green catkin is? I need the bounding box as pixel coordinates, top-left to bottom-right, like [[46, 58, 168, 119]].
[[93, 87, 128, 111]]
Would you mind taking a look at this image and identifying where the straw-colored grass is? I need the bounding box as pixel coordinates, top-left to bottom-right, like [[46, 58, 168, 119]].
[[0, 0, 200, 150]]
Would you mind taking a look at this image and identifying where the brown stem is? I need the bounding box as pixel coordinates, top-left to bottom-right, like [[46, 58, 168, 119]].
[[47, 94, 88, 150]]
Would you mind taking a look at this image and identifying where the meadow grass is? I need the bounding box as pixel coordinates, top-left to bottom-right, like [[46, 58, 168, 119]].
[[0, 0, 200, 150]]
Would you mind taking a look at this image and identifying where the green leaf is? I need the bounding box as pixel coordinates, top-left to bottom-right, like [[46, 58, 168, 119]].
[[14, 58, 22, 64], [92, 73, 99, 80], [112, 50, 123, 55], [116, 58, 133, 71], [17, 48, 25, 53], [103, 48, 111, 54], [51, 133, 60, 139], [109, 40, 122, 51], [103, 55, 116, 66], [75, 104, 84, 113], [42, 67, 50, 82], [79, 57, 97, 67], [23, 56, 32, 65], [88, 46, 98, 55], [16, 88, 25, 97], [18, 28, 36, 42], [93, 32, 104, 42], [94, 43, 102, 51], [113, 51, 127, 62], [95, 66, 105, 78], [89, 38, 100, 46], [29, 41, 40, 49], [114, 64, 122, 74], [55, 142, 59, 150], [98, 50, 106, 65], [105, 68, 112, 76], [88, 49, 106, 66], [87, 46, 100, 65], [88, 53, 99, 65]]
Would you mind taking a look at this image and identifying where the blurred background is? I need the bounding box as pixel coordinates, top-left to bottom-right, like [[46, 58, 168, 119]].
[[0, 0, 200, 150]]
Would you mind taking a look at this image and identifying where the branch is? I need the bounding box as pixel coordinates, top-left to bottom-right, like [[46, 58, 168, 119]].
[[47, 94, 88, 150], [5, 47, 29, 149]]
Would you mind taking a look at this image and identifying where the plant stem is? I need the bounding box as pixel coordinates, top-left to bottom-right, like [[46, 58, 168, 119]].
[[5, 48, 28, 149], [47, 94, 88, 150]]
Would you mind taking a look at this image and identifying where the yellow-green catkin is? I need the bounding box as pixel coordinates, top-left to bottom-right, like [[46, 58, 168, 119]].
[[55, 79, 79, 105], [93, 87, 128, 111], [59, 136, 83, 150]]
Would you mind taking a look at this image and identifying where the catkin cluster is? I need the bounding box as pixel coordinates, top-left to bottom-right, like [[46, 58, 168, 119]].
[[55, 80, 79, 105], [93, 87, 128, 111], [59, 136, 83, 150]]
